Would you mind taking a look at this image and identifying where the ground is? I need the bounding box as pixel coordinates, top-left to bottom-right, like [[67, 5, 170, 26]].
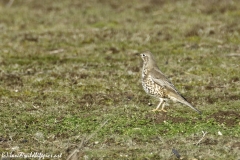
[[0, 0, 240, 159]]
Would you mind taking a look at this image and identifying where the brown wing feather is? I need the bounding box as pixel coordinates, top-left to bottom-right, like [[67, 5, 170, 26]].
[[150, 68, 179, 94], [150, 68, 201, 114]]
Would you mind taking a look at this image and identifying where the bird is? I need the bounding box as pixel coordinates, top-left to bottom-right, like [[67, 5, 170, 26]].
[[140, 51, 201, 114]]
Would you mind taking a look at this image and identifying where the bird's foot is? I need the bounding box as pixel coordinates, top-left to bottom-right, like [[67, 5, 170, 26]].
[[151, 108, 167, 112]]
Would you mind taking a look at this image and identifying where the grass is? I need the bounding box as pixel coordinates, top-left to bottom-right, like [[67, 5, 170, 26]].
[[0, 0, 240, 159]]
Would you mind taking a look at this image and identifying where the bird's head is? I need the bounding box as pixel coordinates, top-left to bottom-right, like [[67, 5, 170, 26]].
[[140, 52, 149, 62], [140, 51, 157, 69]]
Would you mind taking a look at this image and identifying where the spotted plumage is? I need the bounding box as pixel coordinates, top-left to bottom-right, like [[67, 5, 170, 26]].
[[140, 51, 201, 114], [142, 75, 165, 97]]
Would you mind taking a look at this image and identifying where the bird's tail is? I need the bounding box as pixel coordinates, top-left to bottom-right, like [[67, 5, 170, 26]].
[[180, 98, 202, 114], [169, 93, 201, 114]]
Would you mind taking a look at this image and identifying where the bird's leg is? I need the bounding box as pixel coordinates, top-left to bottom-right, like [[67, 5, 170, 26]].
[[160, 101, 167, 112], [152, 99, 166, 112]]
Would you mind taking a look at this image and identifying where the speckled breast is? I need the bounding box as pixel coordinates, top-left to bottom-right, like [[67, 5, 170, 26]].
[[142, 75, 165, 98]]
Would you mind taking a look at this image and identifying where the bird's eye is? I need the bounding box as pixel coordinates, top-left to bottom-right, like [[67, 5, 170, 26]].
[[142, 54, 146, 57]]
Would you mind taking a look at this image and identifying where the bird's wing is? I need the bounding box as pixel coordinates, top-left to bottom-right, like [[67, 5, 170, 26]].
[[150, 68, 202, 114], [150, 68, 179, 94]]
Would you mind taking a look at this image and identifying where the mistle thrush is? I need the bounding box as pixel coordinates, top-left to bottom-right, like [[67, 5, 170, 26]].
[[140, 51, 201, 114]]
